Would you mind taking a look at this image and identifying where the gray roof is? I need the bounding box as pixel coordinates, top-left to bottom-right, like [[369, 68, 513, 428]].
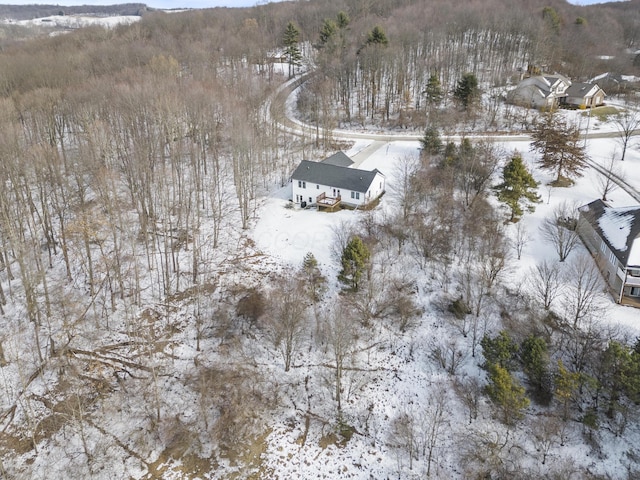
[[566, 82, 600, 98], [579, 199, 640, 266], [322, 152, 354, 167], [291, 160, 383, 193]]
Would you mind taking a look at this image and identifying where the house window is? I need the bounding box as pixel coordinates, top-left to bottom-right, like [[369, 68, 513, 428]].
[[309, 197, 312, 203], [317, 184, 319, 189], [302, 181, 306, 189], [630, 287, 640, 297], [355, 192, 360, 200], [629, 269, 640, 278], [351, 191, 355, 199]]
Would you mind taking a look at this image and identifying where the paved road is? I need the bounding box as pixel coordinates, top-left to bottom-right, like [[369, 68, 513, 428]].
[[271, 73, 640, 202]]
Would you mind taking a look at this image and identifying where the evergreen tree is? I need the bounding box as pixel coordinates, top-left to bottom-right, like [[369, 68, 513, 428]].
[[555, 359, 581, 421], [495, 153, 540, 221], [600, 341, 640, 418], [338, 236, 370, 291], [530, 111, 587, 185], [481, 330, 519, 371], [319, 19, 337, 48], [419, 125, 443, 156], [486, 364, 530, 425], [336, 11, 350, 29], [520, 335, 552, 403], [424, 72, 443, 106], [542, 6, 562, 34], [301, 252, 326, 302], [366, 25, 389, 47], [453, 72, 479, 110], [283, 21, 302, 78]]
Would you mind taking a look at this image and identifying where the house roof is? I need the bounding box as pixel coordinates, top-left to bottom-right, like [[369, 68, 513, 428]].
[[566, 82, 602, 98], [322, 151, 354, 167], [579, 199, 640, 267], [291, 160, 383, 194]]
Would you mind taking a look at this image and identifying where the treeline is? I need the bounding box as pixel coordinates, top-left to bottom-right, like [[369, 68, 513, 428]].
[[291, 0, 640, 129]]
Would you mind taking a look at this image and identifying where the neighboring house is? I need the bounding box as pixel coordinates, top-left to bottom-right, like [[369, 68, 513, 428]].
[[577, 199, 640, 306], [561, 82, 606, 108], [321, 151, 354, 167], [507, 74, 571, 109], [291, 154, 385, 210]]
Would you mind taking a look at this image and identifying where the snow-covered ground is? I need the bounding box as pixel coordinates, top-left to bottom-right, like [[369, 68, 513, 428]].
[[250, 120, 640, 478]]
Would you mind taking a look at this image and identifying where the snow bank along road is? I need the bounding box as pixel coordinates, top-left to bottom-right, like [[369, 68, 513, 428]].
[[270, 73, 640, 202]]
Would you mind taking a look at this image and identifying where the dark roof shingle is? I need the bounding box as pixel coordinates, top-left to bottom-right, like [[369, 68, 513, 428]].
[[292, 160, 383, 193]]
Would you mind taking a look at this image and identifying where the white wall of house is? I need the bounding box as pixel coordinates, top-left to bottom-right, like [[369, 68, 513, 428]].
[[291, 171, 385, 207], [365, 172, 386, 204]]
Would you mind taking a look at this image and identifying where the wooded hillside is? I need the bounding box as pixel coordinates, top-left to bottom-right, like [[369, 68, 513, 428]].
[[0, 1, 639, 478]]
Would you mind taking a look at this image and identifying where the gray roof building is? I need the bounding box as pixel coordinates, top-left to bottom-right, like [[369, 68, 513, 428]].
[[291, 160, 383, 193], [322, 152, 354, 167], [579, 199, 640, 267]]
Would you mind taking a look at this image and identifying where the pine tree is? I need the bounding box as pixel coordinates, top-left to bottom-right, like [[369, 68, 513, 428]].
[[480, 330, 519, 371], [336, 11, 350, 29], [495, 153, 540, 221], [338, 236, 370, 291], [453, 73, 479, 110], [486, 364, 530, 425], [302, 252, 326, 302], [283, 21, 302, 78], [424, 72, 443, 106], [419, 125, 443, 156], [521, 335, 552, 402], [530, 111, 587, 185], [366, 26, 388, 47], [555, 359, 581, 421], [319, 19, 337, 48]]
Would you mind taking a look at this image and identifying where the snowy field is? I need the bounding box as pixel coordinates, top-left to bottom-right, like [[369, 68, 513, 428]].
[[4, 14, 141, 30]]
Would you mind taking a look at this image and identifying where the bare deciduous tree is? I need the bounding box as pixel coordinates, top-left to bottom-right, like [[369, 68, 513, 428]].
[[512, 222, 529, 261], [528, 259, 564, 311], [563, 254, 606, 329], [540, 202, 581, 262], [596, 151, 623, 202], [263, 278, 309, 372], [613, 108, 640, 162]]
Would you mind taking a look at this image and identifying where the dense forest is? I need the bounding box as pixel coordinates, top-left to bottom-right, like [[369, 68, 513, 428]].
[[0, 0, 639, 478]]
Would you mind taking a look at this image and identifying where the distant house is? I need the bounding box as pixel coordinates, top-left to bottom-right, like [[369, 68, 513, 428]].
[[291, 153, 385, 210], [507, 74, 571, 109], [577, 199, 640, 306], [561, 82, 606, 108]]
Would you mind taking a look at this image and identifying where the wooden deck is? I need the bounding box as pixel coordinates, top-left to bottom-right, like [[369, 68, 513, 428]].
[[316, 192, 341, 211], [620, 295, 640, 309]]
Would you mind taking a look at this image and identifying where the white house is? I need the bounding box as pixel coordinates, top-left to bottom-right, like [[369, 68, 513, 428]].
[[577, 199, 640, 307], [507, 74, 571, 109], [291, 153, 385, 210]]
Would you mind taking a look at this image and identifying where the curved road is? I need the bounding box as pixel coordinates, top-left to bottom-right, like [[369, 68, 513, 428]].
[[271, 73, 640, 202]]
